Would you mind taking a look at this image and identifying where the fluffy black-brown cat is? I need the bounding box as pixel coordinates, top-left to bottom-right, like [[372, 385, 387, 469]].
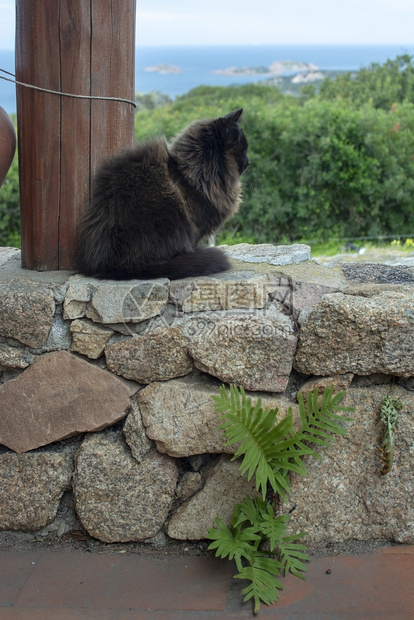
[[76, 108, 249, 280]]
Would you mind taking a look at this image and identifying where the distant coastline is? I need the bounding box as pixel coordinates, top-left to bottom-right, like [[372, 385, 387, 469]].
[[213, 60, 318, 76], [141, 58, 339, 96], [144, 59, 320, 78], [140, 58, 328, 95], [144, 63, 181, 74]]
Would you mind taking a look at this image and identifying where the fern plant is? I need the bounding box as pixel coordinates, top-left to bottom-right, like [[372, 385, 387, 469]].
[[206, 384, 353, 614], [380, 391, 403, 475], [212, 384, 352, 501]]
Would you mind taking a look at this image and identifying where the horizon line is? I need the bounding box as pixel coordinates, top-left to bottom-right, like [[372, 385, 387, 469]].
[[1, 42, 414, 52]]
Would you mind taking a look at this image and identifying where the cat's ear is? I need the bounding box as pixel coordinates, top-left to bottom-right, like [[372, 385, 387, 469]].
[[223, 108, 243, 124], [221, 109, 244, 142]]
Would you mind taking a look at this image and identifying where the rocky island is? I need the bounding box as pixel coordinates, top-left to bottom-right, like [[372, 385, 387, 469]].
[[144, 64, 181, 74], [214, 59, 318, 76]]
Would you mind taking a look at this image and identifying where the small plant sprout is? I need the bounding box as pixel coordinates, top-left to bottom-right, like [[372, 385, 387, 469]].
[[380, 391, 404, 475]]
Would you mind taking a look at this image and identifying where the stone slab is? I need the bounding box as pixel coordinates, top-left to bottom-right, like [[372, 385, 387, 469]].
[[136, 373, 299, 458], [0, 351, 134, 453], [87, 279, 170, 325], [188, 313, 297, 392], [294, 290, 414, 376], [223, 243, 311, 265], [340, 262, 414, 285], [0, 343, 33, 369], [0, 444, 74, 530], [63, 275, 94, 320], [70, 319, 113, 359], [74, 431, 178, 543], [167, 455, 259, 540], [0, 246, 20, 268], [169, 272, 271, 312], [0, 248, 73, 287], [0, 279, 55, 348], [105, 327, 193, 383]]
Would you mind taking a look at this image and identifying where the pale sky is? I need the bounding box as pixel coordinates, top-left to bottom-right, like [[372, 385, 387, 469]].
[[1, 0, 414, 49]]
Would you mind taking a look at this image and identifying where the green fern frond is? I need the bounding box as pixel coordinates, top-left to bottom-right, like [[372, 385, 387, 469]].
[[279, 533, 310, 579], [213, 384, 353, 502], [235, 564, 284, 614], [289, 454, 309, 477], [207, 495, 310, 613], [253, 555, 283, 575], [301, 387, 353, 436], [232, 495, 261, 528], [221, 401, 284, 452], [232, 497, 290, 551], [275, 388, 353, 465], [271, 469, 291, 503], [206, 517, 260, 572], [260, 509, 290, 552], [217, 388, 302, 499]]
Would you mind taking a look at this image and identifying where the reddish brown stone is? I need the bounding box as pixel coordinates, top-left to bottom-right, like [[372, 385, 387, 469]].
[[0, 106, 16, 187], [0, 351, 134, 453]]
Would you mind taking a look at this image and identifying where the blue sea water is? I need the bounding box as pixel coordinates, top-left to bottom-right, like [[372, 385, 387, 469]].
[[1, 44, 413, 115], [0, 50, 15, 114]]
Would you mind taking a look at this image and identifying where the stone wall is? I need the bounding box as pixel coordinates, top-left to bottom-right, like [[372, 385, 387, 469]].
[[0, 245, 413, 546]]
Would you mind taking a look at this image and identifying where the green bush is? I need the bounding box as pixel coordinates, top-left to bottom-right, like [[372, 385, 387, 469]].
[[243, 98, 414, 242], [317, 54, 414, 110], [135, 80, 414, 244]]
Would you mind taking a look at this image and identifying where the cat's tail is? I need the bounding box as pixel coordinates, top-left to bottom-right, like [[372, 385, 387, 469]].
[[136, 246, 231, 280]]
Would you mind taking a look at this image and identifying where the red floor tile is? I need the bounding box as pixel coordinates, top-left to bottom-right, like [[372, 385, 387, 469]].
[[112, 613, 255, 620], [1, 547, 413, 619], [13, 552, 233, 612], [0, 552, 40, 607], [0, 610, 111, 620], [260, 552, 414, 616]]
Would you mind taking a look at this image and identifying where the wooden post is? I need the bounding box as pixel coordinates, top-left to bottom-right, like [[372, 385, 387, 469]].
[[15, 0, 136, 270]]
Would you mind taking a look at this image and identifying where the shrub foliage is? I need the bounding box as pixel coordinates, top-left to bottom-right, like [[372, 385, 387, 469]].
[[135, 55, 414, 245], [2, 56, 414, 247]]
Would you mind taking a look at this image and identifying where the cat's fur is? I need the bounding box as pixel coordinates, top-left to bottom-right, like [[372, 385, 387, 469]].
[[76, 108, 249, 280]]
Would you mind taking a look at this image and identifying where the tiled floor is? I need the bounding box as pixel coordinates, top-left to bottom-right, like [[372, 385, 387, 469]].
[[0, 546, 413, 618]]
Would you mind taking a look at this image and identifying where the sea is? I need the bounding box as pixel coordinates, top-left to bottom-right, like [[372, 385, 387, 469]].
[[1, 44, 413, 115]]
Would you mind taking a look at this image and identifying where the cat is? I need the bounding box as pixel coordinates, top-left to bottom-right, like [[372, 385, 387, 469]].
[[76, 108, 249, 280]]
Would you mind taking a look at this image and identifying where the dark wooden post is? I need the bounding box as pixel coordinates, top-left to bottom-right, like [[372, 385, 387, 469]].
[[15, 0, 136, 270]]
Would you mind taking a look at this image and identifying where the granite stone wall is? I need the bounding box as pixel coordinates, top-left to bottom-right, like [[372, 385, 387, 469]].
[[0, 245, 413, 546]]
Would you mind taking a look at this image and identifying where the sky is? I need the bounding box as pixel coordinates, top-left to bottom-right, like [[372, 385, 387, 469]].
[[1, 0, 414, 49]]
